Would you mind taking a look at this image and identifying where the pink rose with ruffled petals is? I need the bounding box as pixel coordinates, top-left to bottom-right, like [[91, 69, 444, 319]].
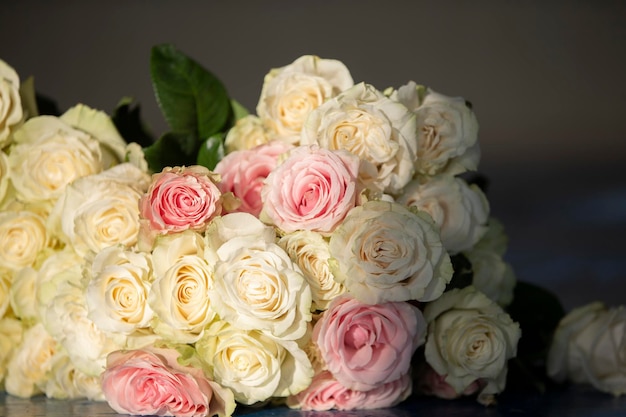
[[215, 141, 292, 217], [261, 145, 360, 234], [101, 347, 235, 417], [287, 371, 412, 411], [139, 166, 222, 248], [312, 295, 426, 391]]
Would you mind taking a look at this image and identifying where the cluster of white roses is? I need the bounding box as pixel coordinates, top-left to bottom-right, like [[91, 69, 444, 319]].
[[0, 53, 622, 416]]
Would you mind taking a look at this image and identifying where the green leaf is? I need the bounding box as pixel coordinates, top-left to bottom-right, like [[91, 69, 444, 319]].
[[230, 99, 249, 121], [111, 97, 155, 148], [150, 44, 232, 140], [197, 134, 225, 170], [143, 131, 199, 173]]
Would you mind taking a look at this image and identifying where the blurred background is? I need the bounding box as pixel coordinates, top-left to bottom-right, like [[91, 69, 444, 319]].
[[1, 0, 625, 310]]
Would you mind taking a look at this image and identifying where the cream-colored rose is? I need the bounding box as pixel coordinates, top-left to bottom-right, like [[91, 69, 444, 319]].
[[257, 55, 353, 145], [211, 236, 312, 341], [424, 286, 521, 404], [329, 200, 453, 304], [9, 267, 38, 322], [0, 210, 49, 271], [48, 163, 150, 257], [465, 248, 516, 307], [279, 230, 345, 311], [85, 246, 154, 335], [0, 59, 24, 149], [393, 82, 480, 176], [124, 141, 149, 173], [204, 212, 276, 260], [43, 350, 105, 400], [149, 230, 217, 343], [547, 302, 626, 396], [0, 152, 10, 204], [196, 320, 314, 405], [4, 322, 57, 398], [9, 115, 103, 203], [397, 175, 489, 254], [0, 317, 23, 384], [224, 115, 273, 153], [472, 217, 509, 256], [0, 268, 11, 318], [301, 82, 417, 194]]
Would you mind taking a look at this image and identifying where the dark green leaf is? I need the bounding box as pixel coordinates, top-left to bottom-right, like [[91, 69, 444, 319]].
[[197, 134, 225, 170], [143, 131, 199, 173], [111, 97, 155, 148], [150, 44, 232, 140]]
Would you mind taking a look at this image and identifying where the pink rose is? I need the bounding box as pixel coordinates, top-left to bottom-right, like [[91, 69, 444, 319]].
[[312, 295, 426, 391], [138, 166, 222, 248], [214, 141, 292, 217], [415, 363, 484, 400], [287, 371, 412, 411], [101, 347, 235, 417], [261, 145, 360, 234]]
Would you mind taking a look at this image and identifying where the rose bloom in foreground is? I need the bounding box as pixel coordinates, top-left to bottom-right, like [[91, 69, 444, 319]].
[[101, 346, 235, 417]]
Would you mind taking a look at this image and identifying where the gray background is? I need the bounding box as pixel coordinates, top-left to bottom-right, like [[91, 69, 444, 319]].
[[1, 0, 625, 309]]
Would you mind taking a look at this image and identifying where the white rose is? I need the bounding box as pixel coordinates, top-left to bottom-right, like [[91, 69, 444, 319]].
[[9, 115, 103, 203], [211, 236, 312, 341], [48, 163, 149, 257], [0, 268, 11, 318], [4, 322, 57, 398], [257, 55, 353, 144], [9, 267, 38, 322], [204, 212, 276, 257], [0, 317, 24, 384], [394, 83, 480, 176], [465, 248, 516, 307], [224, 115, 273, 153], [196, 320, 314, 405], [149, 230, 217, 343], [0, 152, 10, 204], [0, 210, 49, 271], [0, 59, 24, 148], [547, 302, 626, 396], [43, 350, 105, 400], [424, 286, 521, 404], [397, 175, 489, 254], [301, 82, 417, 194], [85, 246, 154, 335], [279, 230, 345, 311], [329, 200, 453, 304]]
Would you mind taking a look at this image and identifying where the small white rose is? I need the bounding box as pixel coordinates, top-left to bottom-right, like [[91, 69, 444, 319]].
[[0, 59, 24, 149], [257, 55, 353, 144], [398, 175, 489, 254], [547, 302, 626, 396], [43, 350, 104, 400], [0, 317, 24, 384], [196, 320, 314, 405], [211, 236, 312, 341], [224, 115, 273, 153], [424, 286, 521, 404], [279, 230, 346, 311], [0, 210, 49, 271], [9, 266, 38, 322], [329, 200, 453, 304], [465, 248, 516, 307], [301, 83, 417, 195]]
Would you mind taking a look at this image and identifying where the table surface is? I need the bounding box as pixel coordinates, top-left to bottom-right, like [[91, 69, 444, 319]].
[[2, 385, 626, 417]]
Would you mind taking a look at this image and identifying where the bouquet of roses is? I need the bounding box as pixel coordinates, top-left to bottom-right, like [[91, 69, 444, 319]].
[[0, 45, 623, 417]]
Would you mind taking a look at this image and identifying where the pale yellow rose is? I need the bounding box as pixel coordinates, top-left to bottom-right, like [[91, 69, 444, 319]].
[[0, 59, 24, 149], [257, 55, 353, 145], [0, 268, 11, 318], [393, 82, 480, 176], [424, 286, 521, 405], [149, 230, 217, 343], [9, 267, 38, 322], [224, 115, 272, 153], [5, 322, 57, 398], [0, 317, 24, 384], [196, 320, 313, 405], [329, 200, 453, 304], [43, 350, 105, 400], [301, 82, 417, 194], [124, 141, 149, 172], [0, 152, 10, 204], [211, 235, 312, 341], [85, 246, 154, 335], [547, 302, 626, 396], [279, 230, 345, 311], [9, 115, 103, 203], [48, 163, 150, 257], [0, 210, 49, 271], [397, 175, 490, 254]]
